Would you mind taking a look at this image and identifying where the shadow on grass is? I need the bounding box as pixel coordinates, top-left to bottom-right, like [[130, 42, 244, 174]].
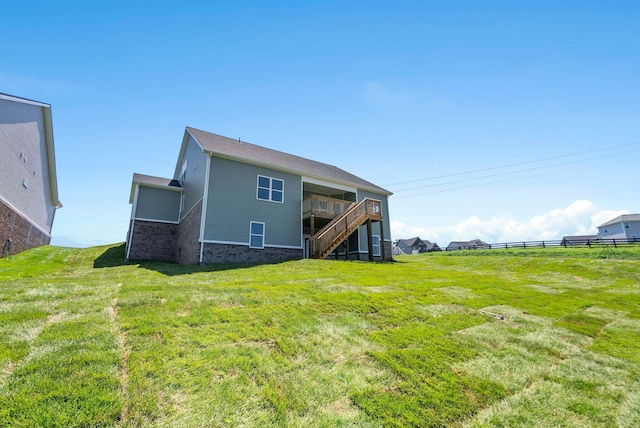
[[93, 244, 278, 275]]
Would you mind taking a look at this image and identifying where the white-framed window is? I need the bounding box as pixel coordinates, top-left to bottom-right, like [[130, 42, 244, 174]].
[[624, 222, 630, 229], [257, 175, 284, 203], [372, 235, 381, 256], [179, 160, 188, 185], [179, 194, 185, 214], [249, 221, 265, 249]]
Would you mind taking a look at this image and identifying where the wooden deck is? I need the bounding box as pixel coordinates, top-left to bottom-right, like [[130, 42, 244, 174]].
[[303, 195, 354, 220]]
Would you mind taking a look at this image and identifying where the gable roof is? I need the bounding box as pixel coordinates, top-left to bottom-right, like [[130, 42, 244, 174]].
[[0, 92, 61, 208], [184, 127, 391, 195], [396, 237, 422, 247], [597, 214, 640, 228], [129, 173, 182, 203]]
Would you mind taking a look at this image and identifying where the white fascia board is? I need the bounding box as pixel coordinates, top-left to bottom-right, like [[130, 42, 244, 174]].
[[301, 176, 357, 193], [128, 181, 182, 204], [0, 93, 50, 107], [42, 106, 62, 208]]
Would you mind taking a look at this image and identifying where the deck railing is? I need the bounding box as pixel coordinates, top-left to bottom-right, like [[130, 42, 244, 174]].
[[309, 198, 382, 259], [303, 195, 354, 219]]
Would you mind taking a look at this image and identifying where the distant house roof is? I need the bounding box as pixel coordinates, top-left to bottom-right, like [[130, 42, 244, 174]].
[[562, 235, 598, 245], [597, 214, 640, 228], [446, 239, 489, 249], [129, 173, 182, 203], [397, 237, 422, 248], [183, 127, 392, 195], [0, 92, 61, 208]]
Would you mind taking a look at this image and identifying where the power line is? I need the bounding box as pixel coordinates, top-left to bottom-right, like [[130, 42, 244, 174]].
[[392, 149, 639, 193], [383, 141, 640, 187], [391, 155, 639, 200]]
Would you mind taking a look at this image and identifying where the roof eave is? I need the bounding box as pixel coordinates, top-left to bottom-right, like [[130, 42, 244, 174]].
[[42, 106, 62, 208]]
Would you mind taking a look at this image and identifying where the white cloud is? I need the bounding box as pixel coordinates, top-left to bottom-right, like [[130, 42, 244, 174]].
[[391, 200, 628, 245]]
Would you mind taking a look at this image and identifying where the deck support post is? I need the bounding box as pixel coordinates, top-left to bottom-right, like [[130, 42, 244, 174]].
[[379, 220, 386, 261], [367, 219, 373, 261]]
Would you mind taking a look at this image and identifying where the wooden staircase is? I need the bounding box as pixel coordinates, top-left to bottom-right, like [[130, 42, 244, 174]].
[[309, 198, 382, 259]]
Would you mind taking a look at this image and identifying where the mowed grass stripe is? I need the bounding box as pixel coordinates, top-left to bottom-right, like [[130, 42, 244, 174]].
[[0, 244, 639, 426]]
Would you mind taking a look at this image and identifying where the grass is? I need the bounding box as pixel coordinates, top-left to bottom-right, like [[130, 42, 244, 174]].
[[0, 244, 639, 427]]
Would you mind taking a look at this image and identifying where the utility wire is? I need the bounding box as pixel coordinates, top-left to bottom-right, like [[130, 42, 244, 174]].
[[383, 141, 640, 187], [391, 155, 639, 200], [392, 149, 639, 193]]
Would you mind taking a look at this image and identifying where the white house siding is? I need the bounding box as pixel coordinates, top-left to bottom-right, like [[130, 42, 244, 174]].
[[203, 156, 302, 248], [178, 135, 208, 221], [0, 97, 55, 234], [134, 186, 181, 222], [356, 189, 391, 255]]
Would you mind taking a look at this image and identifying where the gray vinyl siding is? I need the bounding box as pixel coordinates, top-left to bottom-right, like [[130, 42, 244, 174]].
[[357, 190, 391, 252], [204, 156, 302, 247], [599, 221, 640, 240], [0, 97, 55, 234], [135, 186, 181, 222], [179, 135, 208, 221]]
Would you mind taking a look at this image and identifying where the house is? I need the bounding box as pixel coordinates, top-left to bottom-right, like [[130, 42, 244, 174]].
[[394, 237, 440, 255], [597, 214, 640, 241], [0, 93, 61, 258], [561, 235, 599, 246], [445, 239, 489, 251], [125, 127, 393, 264]]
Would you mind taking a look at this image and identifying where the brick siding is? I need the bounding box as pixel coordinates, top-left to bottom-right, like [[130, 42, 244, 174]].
[[1, 199, 50, 258], [202, 242, 303, 264], [126, 220, 178, 262], [176, 201, 202, 264]]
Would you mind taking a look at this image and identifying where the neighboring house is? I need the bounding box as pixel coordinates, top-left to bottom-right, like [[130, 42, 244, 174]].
[[561, 235, 599, 246], [597, 214, 640, 241], [0, 93, 62, 257], [125, 127, 393, 264], [446, 239, 489, 251], [394, 237, 440, 255]]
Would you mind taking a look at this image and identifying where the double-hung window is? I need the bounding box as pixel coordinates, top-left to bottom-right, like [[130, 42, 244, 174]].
[[257, 175, 284, 203], [372, 235, 381, 256], [249, 222, 265, 249]]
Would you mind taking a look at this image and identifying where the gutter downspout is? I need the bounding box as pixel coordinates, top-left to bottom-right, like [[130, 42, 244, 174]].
[[125, 183, 139, 261], [199, 154, 212, 264]]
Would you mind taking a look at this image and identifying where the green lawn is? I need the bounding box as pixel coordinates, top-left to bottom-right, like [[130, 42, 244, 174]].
[[1, 244, 639, 427]]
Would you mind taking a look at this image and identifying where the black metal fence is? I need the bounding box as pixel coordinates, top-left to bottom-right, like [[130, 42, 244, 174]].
[[444, 238, 640, 251]]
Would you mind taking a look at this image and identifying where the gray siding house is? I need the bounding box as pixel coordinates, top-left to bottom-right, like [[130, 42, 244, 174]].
[[597, 214, 640, 241], [445, 239, 489, 251], [126, 127, 392, 264], [0, 93, 61, 257]]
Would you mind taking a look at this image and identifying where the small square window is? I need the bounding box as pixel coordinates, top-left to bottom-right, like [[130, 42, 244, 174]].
[[624, 222, 630, 228]]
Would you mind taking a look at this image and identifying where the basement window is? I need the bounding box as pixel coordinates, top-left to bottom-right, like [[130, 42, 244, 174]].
[[249, 221, 265, 249], [372, 235, 380, 256]]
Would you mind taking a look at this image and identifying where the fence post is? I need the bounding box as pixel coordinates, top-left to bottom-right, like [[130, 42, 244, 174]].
[[587, 240, 591, 248], [613, 239, 617, 248], [542, 241, 546, 248], [523, 242, 526, 248]]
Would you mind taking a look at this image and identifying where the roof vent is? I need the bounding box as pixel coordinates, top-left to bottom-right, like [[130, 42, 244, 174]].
[[168, 179, 182, 187]]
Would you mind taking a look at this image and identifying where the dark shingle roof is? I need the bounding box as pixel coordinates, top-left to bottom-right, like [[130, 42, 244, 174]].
[[597, 214, 640, 228], [187, 127, 391, 194]]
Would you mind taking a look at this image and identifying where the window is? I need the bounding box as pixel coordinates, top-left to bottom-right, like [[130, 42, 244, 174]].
[[372, 235, 381, 256], [179, 160, 188, 185], [624, 222, 630, 229], [257, 175, 284, 203], [179, 194, 185, 214], [249, 221, 265, 249]]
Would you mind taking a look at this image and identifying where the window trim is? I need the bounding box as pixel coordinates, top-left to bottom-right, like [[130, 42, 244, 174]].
[[372, 235, 381, 256], [249, 221, 265, 249], [256, 175, 284, 203], [179, 160, 188, 185]]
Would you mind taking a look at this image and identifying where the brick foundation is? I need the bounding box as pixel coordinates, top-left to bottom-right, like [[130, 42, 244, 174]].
[[202, 242, 303, 264], [126, 220, 178, 262], [176, 201, 202, 265], [1, 199, 50, 258]]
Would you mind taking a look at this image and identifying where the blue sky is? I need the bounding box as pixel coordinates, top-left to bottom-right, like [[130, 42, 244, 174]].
[[2, 1, 639, 247]]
